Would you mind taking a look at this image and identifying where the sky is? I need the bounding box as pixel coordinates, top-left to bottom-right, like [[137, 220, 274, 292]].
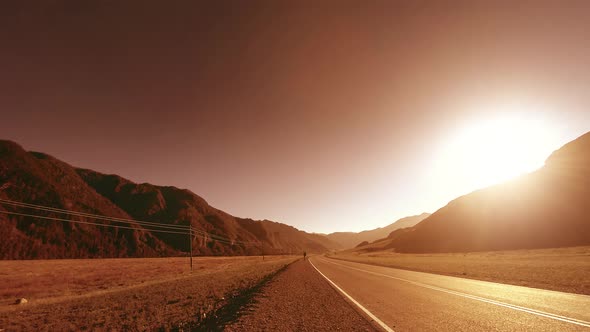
[[1, 1, 590, 233]]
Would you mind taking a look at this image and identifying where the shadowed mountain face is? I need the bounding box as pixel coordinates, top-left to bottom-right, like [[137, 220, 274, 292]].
[[325, 213, 430, 249], [355, 131, 590, 253], [0, 140, 338, 259]]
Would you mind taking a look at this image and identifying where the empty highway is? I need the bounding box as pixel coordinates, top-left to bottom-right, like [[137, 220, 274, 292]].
[[310, 256, 590, 331]]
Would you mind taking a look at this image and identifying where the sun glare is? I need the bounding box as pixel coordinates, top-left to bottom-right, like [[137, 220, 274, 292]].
[[432, 110, 562, 194]]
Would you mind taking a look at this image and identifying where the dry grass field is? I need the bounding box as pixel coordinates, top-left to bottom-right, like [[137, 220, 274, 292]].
[[328, 246, 590, 295], [0, 255, 298, 331]]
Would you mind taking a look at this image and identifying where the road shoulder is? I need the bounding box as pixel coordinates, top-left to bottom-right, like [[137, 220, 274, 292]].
[[225, 259, 378, 331]]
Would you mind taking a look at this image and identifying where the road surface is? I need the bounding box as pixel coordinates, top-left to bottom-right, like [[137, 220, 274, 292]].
[[310, 256, 590, 331]]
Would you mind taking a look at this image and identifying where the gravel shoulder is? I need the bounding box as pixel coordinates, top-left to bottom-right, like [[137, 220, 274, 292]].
[[225, 258, 378, 331]]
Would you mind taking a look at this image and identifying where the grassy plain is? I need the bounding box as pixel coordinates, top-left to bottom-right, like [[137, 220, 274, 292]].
[[328, 246, 590, 295], [0, 255, 298, 331]]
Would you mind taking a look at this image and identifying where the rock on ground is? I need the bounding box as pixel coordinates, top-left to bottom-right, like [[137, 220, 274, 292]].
[[15, 298, 27, 305]]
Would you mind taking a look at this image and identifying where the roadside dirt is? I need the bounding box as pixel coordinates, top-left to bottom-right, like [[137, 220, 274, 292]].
[[225, 259, 378, 331]]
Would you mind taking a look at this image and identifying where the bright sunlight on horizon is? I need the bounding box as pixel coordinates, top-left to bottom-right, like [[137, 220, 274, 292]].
[[424, 103, 566, 213]]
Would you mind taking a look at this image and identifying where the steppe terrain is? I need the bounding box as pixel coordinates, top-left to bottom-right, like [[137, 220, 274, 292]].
[[0, 256, 297, 331]]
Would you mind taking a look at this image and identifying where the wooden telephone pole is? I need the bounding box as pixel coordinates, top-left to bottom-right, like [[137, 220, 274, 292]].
[[189, 225, 193, 271]]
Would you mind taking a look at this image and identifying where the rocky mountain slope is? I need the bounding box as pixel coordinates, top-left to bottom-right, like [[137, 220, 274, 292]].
[[355, 131, 590, 253], [0, 140, 338, 259]]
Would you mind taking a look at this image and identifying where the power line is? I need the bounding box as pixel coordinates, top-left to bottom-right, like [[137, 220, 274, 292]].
[[0, 210, 256, 246], [0, 198, 262, 247], [0, 210, 189, 235], [0, 198, 189, 231], [0, 198, 189, 230], [190, 226, 260, 245]]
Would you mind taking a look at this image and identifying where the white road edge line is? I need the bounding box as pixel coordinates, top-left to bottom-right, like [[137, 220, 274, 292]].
[[309, 258, 395, 332], [321, 257, 590, 328]]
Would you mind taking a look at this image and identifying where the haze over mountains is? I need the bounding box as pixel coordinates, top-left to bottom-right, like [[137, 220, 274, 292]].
[[354, 131, 590, 253], [2, 131, 589, 259], [0, 140, 341, 259], [325, 213, 430, 249]]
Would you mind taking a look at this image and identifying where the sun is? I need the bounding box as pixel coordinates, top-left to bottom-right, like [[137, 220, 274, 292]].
[[432, 111, 562, 194]]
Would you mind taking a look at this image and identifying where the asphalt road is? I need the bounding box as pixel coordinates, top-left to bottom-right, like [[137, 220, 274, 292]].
[[309, 256, 590, 332]]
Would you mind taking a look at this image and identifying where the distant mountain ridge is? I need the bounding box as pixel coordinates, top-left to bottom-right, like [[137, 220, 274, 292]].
[[325, 213, 430, 249], [0, 140, 340, 259], [354, 131, 590, 253]]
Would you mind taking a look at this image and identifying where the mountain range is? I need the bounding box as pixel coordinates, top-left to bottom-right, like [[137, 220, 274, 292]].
[[3, 130, 589, 259], [324, 213, 430, 249], [0, 140, 341, 259], [354, 131, 590, 253]]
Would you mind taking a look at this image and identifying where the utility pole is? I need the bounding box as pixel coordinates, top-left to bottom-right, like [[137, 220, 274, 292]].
[[189, 225, 193, 271]]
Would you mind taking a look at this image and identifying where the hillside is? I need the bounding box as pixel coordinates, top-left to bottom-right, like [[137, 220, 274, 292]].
[[325, 213, 430, 249], [0, 140, 337, 259], [354, 131, 590, 253]]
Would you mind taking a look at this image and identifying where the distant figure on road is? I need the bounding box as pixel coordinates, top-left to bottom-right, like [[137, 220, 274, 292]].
[[303, 251, 307, 260]]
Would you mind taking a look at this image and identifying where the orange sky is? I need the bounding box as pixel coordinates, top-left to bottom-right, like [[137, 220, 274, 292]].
[[1, 1, 590, 233]]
